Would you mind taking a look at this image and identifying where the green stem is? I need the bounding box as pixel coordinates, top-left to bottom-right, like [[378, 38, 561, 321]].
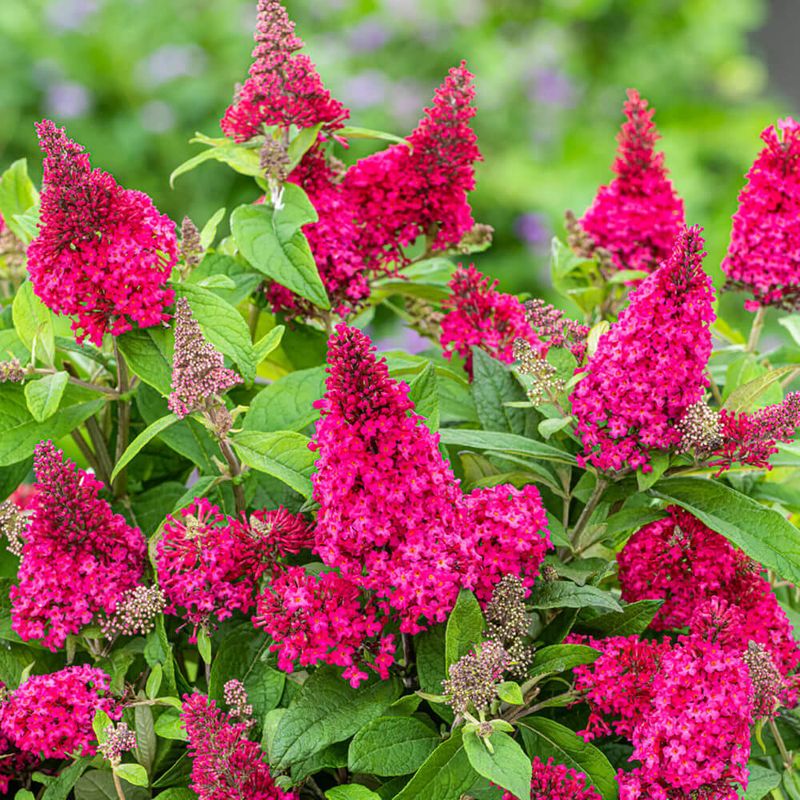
[[248, 303, 261, 339], [218, 436, 246, 515], [746, 306, 767, 355], [84, 416, 114, 487], [111, 769, 127, 800], [112, 341, 130, 497], [769, 717, 794, 772], [569, 477, 608, 551]]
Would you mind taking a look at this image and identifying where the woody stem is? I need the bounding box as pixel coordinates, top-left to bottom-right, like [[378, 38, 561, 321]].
[[746, 306, 767, 354]]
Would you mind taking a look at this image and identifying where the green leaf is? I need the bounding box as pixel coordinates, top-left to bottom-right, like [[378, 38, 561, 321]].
[[337, 125, 406, 144], [244, 366, 326, 433], [528, 581, 622, 613], [348, 716, 440, 776], [651, 477, 800, 583], [24, 371, 68, 422], [779, 316, 800, 348], [0, 384, 104, 467], [110, 414, 179, 483], [496, 681, 524, 705], [153, 709, 186, 741], [740, 764, 782, 799], [407, 363, 440, 432], [231, 191, 330, 309], [463, 730, 531, 800], [636, 450, 669, 492], [175, 283, 255, 381], [724, 366, 796, 412], [326, 788, 382, 800], [271, 667, 401, 769], [520, 717, 618, 799], [196, 627, 212, 664], [580, 599, 664, 637], [146, 664, 163, 699], [0, 159, 39, 242], [415, 623, 453, 723], [93, 710, 113, 742], [393, 730, 478, 800], [529, 644, 599, 677], [114, 764, 149, 788], [439, 428, 576, 465], [13, 281, 54, 365], [188, 253, 262, 307], [286, 123, 325, 170], [41, 758, 91, 800], [254, 325, 285, 365], [15, 791, 35, 800], [472, 348, 536, 436], [118, 327, 173, 396], [539, 416, 573, 439], [170, 135, 262, 186], [232, 430, 317, 497], [209, 624, 285, 723], [445, 589, 484, 669], [75, 771, 150, 800]]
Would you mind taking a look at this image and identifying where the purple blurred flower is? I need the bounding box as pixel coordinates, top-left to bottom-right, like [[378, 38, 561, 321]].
[[515, 213, 550, 251], [139, 100, 176, 133], [44, 82, 92, 119], [390, 80, 428, 127], [46, 0, 101, 33], [347, 18, 391, 53], [138, 44, 206, 88], [340, 71, 389, 111], [527, 68, 576, 109], [375, 326, 430, 355]]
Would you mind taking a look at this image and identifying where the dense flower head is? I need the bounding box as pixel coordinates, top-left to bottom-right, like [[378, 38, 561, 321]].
[[617, 506, 800, 679], [10, 441, 146, 650], [98, 721, 137, 763], [441, 264, 540, 375], [246, 506, 314, 575], [253, 566, 396, 687], [617, 636, 753, 800], [524, 298, 589, 362], [344, 63, 481, 266], [311, 325, 469, 631], [181, 692, 297, 800], [0, 666, 119, 759], [579, 89, 684, 274], [460, 483, 551, 602], [442, 640, 510, 714], [722, 117, 800, 310], [0, 684, 40, 794], [571, 635, 670, 741], [100, 584, 166, 638], [312, 325, 552, 637], [157, 498, 257, 638], [502, 757, 602, 800], [710, 392, 800, 474], [570, 225, 715, 472], [266, 149, 375, 317], [168, 297, 242, 418], [27, 120, 176, 345], [220, 0, 348, 141]]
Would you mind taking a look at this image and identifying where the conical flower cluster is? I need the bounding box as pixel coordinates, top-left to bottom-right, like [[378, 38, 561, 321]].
[[570, 225, 715, 472], [579, 89, 684, 274], [27, 120, 177, 345], [310, 325, 551, 637], [168, 297, 242, 418], [723, 117, 800, 310], [220, 0, 348, 141], [10, 442, 146, 650]]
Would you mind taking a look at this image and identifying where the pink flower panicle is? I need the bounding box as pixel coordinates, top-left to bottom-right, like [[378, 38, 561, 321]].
[[579, 89, 685, 274], [441, 264, 540, 375], [0, 666, 119, 759], [344, 63, 481, 267], [168, 297, 242, 419], [247, 506, 314, 576], [220, 0, 348, 142], [710, 392, 800, 474], [181, 692, 297, 800], [722, 117, 800, 311], [253, 566, 396, 688], [617, 506, 800, 680], [27, 120, 176, 345], [501, 757, 602, 800], [10, 442, 146, 650], [100, 584, 166, 638], [524, 298, 589, 362], [156, 499, 257, 638], [266, 149, 374, 317], [569, 225, 715, 472], [311, 325, 551, 637], [0, 682, 40, 794]]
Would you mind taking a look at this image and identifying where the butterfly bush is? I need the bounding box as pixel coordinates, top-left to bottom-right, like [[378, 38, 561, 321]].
[[722, 117, 800, 310], [570, 225, 715, 471], [2, 3, 800, 798], [10, 441, 146, 650], [27, 120, 176, 345], [579, 88, 685, 273]]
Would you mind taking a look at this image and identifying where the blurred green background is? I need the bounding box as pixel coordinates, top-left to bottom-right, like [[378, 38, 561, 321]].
[[0, 0, 791, 300]]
